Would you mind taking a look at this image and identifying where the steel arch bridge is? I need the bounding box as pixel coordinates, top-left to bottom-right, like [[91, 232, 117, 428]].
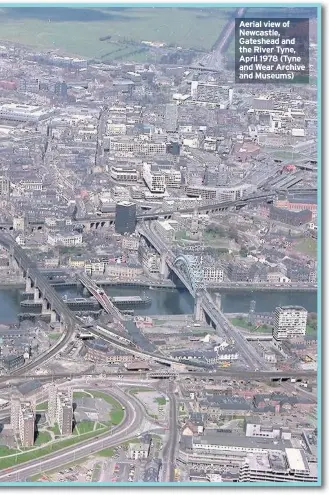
[[173, 254, 205, 295]]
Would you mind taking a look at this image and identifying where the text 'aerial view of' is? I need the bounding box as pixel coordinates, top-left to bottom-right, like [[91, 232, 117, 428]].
[[0, 1, 321, 487]]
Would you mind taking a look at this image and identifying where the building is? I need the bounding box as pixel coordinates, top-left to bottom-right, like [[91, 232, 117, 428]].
[[239, 449, 317, 482], [105, 261, 143, 279], [274, 198, 317, 221], [56, 390, 73, 436], [142, 163, 166, 194], [164, 103, 178, 132], [203, 265, 224, 283], [54, 81, 68, 99], [273, 306, 308, 340], [270, 206, 313, 226], [0, 175, 9, 196], [162, 169, 182, 188], [245, 418, 291, 441], [115, 201, 137, 235], [47, 232, 83, 247], [110, 165, 138, 182], [122, 234, 139, 251], [48, 385, 73, 436], [128, 441, 151, 460], [190, 82, 233, 106], [11, 398, 35, 448], [109, 136, 167, 156], [0, 103, 55, 122]]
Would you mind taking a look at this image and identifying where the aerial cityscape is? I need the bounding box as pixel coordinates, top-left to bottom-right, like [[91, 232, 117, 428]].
[[0, 4, 320, 486]]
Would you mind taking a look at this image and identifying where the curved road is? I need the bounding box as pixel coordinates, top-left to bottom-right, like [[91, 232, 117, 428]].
[[0, 388, 143, 483]]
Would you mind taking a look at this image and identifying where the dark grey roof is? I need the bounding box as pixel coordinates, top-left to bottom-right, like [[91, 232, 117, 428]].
[[17, 380, 43, 396]]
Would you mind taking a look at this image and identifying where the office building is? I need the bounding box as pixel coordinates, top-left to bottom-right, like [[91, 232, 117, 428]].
[[110, 165, 138, 182], [273, 306, 308, 340], [142, 163, 166, 194], [0, 175, 9, 196], [54, 81, 68, 99], [115, 201, 137, 235], [162, 169, 182, 188], [239, 449, 317, 483], [0, 103, 55, 122]]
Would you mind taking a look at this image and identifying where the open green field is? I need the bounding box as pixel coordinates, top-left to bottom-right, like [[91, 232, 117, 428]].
[[36, 401, 48, 411], [34, 431, 52, 446], [155, 397, 167, 406], [230, 316, 272, 333], [294, 238, 317, 258], [0, 7, 233, 61], [73, 421, 103, 436], [73, 391, 92, 399]]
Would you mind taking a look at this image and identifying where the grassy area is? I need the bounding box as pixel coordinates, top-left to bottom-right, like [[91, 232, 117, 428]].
[[36, 401, 48, 411], [0, 390, 125, 470], [96, 447, 115, 457], [0, 446, 19, 456], [48, 424, 61, 436], [73, 391, 91, 399], [294, 238, 317, 258], [155, 397, 167, 406], [0, 7, 233, 59], [0, 427, 107, 470], [230, 317, 272, 333], [306, 315, 317, 336], [88, 390, 124, 425], [48, 333, 61, 341], [73, 421, 101, 436], [34, 431, 52, 446]]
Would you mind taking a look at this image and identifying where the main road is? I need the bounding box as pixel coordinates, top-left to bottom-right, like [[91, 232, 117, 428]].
[[161, 382, 179, 482], [0, 388, 143, 483]]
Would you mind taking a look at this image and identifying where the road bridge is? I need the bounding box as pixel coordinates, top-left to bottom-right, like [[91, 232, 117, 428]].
[[77, 272, 125, 322], [0, 369, 317, 385], [137, 225, 272, 370]]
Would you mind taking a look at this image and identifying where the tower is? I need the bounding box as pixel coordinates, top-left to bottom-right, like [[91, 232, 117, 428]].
[[115, 201, 137, 235], [48, 383, 58, 426]]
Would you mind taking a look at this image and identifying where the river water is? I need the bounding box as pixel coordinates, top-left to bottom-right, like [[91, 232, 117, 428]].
[[0, 287, 318, 324]]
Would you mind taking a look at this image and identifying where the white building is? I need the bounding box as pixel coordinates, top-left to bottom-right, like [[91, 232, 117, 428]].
[[142, 163, 166, 194], [273, 306, 308, 340], [0, 103, 56, 122], [47, 232, 83, 247], [110, 165, 138, 182], [203, 265, 224, 283], [162, 169, 182, 188], [128, 441, 150, 460], [110, 136, 167, 156]]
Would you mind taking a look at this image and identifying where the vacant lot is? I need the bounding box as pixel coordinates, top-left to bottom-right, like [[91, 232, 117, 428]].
[[294, 238, 317, 258], [0, 7, 232, 59]]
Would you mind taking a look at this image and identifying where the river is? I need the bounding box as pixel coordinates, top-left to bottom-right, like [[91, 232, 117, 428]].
[[0, 287, 318, 324]]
